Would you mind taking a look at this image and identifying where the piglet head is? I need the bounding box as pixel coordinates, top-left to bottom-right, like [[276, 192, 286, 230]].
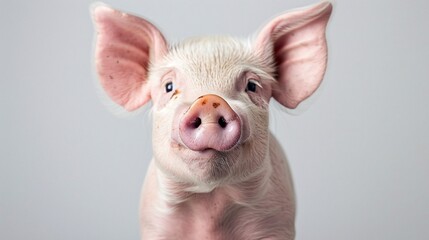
[[146, 38, 272, 188], [91, 2, 332, 190]]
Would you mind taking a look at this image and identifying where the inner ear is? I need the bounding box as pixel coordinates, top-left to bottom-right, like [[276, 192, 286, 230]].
[[255, 1, 333, 109], [92, 4, 168, 111]]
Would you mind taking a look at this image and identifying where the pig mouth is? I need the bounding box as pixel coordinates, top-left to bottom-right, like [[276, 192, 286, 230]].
[[170, 140, 242, 180], [170, 140, 239, 162]]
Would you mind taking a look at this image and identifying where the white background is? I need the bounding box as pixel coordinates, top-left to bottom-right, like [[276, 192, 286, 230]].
[[1, 0, 428, 239]]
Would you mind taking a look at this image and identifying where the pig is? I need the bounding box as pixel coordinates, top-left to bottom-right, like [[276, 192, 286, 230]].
[[91, 1, 332, 239]]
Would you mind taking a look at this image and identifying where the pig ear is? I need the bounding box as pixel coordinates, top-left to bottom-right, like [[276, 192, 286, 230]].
[[255, 1, 333, 109], [91, 4, 168, 111]]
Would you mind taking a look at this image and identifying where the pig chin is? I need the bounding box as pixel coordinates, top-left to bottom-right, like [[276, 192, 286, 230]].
[[169, 140, 242, 181]]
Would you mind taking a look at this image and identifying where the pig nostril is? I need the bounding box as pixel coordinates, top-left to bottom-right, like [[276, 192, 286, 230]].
[[190, 117, 202, 129], [218, 116, 227, 128]]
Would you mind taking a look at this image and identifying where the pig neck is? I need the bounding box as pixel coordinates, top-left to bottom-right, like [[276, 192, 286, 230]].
[[156, 159, 273, 215]]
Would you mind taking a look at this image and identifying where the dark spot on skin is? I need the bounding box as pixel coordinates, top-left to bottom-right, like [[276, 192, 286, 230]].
[[170, 89, 181, 100], [202, 100, 207, 105], [213, 103, 220, 108], [116, 60, 119, 64], [109, 75, 113, 79], [171, 141, 183, 150]]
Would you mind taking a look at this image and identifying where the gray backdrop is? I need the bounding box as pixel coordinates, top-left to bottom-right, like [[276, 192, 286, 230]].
[[1, 0, 428, 239]]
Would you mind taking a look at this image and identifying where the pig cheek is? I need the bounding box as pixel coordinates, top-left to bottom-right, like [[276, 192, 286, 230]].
[[152, 102, 201, 179], [248, 93, 267, 109], [152, 111, 173, 160], [152, 106, 175, 155], [237, 131, 269, 178], [152, 110, 190, 179], [232, 101, 268, 144], [232, 105, 270, 177], [152, 90, 174, 110]]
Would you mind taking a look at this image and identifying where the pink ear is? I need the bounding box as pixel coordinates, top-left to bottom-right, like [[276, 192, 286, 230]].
[[91, 5, 167, 111], [255, 1, 333, 109]]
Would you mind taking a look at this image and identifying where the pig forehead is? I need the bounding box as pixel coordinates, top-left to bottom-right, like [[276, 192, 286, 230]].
[[164, 36, 272, 88]]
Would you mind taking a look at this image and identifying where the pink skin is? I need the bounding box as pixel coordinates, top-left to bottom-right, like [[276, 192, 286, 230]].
[[91, 1, 332, 239]]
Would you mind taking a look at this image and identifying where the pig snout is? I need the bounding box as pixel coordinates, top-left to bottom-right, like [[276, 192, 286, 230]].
[[179, 94, 241, 152]]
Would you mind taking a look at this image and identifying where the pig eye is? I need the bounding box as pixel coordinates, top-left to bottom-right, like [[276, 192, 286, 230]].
[[246, 79, 261, 93], [165, 82, 173, 93]]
